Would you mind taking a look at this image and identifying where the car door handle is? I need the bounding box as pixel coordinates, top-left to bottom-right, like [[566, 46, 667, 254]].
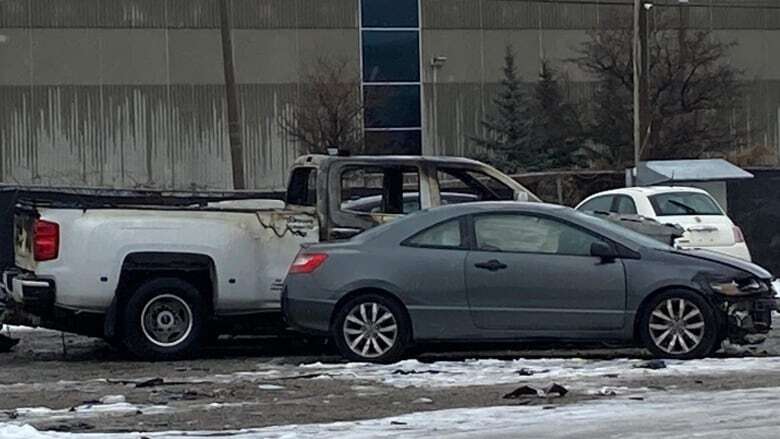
[[474, 260, 508, 272]]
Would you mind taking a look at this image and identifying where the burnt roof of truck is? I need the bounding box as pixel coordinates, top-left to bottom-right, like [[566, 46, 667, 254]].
[[293, 154, 486, 168]]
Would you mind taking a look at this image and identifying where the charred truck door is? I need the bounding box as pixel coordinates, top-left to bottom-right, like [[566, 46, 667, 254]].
[[325, 161, 432, 241]]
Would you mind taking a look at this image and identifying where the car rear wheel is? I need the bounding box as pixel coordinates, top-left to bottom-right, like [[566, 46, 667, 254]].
[[332, 294, 410, 363], [639, 290, 719, 360], [122, 278, 205, 361]]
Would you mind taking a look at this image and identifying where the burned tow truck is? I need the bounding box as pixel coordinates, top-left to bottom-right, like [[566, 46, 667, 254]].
[[0, 155, 538, 360]]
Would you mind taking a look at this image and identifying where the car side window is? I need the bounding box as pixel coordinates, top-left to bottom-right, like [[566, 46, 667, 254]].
[[474, 214, 604, 257], [578, 196, 613, 213], [614, 195, 638, 215], [405, 219, 462, 249]]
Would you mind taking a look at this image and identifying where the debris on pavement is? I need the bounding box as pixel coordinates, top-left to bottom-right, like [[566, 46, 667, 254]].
[[544, 383, 568, 397], [412, 398, 433, 404], [516, 368, 549, 376], [392, 369, 441, 376], [0, 334, 19, 352], [503, 385, 540, 399], [135, 378, 165, 388], [634, 360, 667, 370]]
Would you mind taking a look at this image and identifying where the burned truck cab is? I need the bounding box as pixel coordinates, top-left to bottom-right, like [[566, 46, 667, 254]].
[[284, 154, 540, 242]]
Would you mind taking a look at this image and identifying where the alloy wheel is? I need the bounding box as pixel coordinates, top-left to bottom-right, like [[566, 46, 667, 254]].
[[342, 302, 398, 359], [648, 298, 706, 355]]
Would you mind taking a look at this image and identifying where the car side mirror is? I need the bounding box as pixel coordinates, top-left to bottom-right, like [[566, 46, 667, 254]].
[[590, 242, 617, 262], [515, 191, 529, 202]]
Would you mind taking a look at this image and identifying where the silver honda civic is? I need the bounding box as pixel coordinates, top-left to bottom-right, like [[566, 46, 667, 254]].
[[282, 202, 777, 363]]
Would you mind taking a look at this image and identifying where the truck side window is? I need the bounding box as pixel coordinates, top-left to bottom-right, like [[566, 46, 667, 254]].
[[287, 168, 317, 206], [437, 169, 514, 202], [341, 166, 421, 214]]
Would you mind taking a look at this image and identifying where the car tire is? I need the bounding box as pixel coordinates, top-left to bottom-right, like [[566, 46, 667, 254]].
[[122, 277, 205, 361], [639, 289, 719, 360], [332, 294, 411, 364]]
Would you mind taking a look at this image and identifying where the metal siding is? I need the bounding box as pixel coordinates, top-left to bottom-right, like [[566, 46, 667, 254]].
[[2, 0, 780, 191], [421, 0, 778, 30], [0, 83, 303, 189], [0, 0, 29, 28]]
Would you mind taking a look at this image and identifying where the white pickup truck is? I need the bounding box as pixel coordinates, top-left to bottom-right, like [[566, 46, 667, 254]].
[[1, 155, 538, 360]]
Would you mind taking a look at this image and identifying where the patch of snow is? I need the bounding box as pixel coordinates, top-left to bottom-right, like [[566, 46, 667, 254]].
[[7, 402, 170, 423], [298, 357, 780, 389], [3, 387, 780, 438], [257, 384, 285, 390], [98, 395, 126, 404], [773, 279, 780, 297], [411, 397, 433, 404], [1, 325, 52, 333]]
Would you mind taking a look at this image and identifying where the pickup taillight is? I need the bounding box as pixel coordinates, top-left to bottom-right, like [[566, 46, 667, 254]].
[[733, 226, 745, 243], [33, 219, 59, 261], [288, 252, 328, 275]]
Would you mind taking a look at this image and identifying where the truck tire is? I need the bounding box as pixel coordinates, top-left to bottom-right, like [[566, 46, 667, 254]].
[[122, 278, 205, 361]]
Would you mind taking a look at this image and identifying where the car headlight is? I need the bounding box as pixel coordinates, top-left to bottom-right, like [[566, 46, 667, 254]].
[[710, 278, 768, 296]]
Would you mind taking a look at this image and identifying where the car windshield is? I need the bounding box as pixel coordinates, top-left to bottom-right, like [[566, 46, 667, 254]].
[[649, 192, 723, 216], [570, 210, 673, 251]]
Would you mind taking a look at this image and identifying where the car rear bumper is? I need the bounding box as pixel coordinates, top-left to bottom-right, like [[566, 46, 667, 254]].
[[2, 269, 56, 317], [281, 290, 334, 336]]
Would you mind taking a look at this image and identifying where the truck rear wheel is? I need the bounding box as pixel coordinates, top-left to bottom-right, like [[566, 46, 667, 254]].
[[122, 278, 205, 360]]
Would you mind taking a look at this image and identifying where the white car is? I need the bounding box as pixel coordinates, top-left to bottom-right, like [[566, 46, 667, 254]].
[[576, 186, 751, 261]]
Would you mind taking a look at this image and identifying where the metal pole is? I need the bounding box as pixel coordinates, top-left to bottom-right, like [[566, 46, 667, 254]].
[[219, 0, 246, 190], [431, 65, 438, 156], [639, 2, 650, 158], [633, 0, 641, 175]]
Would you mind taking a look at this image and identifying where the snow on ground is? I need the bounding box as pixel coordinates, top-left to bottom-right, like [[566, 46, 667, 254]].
[[297, 357, 780, 388], [5, 356, 780, 395], [7, 401, 170, 424], [1, 325, 51, 333], [2, 386, 779, 439]]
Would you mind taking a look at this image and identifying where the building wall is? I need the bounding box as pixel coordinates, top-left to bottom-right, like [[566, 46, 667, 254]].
[[0, 0, 779, 190], [0, 0, 359, 190]]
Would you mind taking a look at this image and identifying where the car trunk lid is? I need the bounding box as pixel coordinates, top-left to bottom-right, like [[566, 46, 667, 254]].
[[663, 215, 736, 248]]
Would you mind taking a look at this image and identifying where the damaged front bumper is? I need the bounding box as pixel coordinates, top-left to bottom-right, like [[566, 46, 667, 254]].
[[720, 293, 779, 345]]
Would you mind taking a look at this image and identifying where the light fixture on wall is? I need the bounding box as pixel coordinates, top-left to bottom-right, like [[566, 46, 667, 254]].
[[430, 56, 448, 69], [429, 56, 448, 157]]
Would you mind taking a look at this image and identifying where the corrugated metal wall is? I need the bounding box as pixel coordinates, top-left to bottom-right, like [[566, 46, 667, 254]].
[[421, 0, 780, 163], [0, 0, 358, 190], [1, 0, 779, 190]]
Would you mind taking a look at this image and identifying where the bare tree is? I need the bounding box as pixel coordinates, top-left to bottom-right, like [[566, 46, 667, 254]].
[[575, 10, 746, 167], [280, 58, 364, 155]]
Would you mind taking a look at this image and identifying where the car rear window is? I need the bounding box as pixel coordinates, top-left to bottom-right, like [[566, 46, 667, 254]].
[[649, 192, 723, 216]]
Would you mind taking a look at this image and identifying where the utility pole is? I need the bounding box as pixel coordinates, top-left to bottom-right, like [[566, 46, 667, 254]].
[[633, 0, 650, 181], [219, 0, 246, 190]]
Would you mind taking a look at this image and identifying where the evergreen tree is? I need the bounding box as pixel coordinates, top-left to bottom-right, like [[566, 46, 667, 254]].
[[526, 61, 583, 169], [472, 49, 583, 172], [471, 46, 530, 173]]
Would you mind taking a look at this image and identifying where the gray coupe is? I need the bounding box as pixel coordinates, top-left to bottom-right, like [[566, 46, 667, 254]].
[[283, 202, 777, 363]]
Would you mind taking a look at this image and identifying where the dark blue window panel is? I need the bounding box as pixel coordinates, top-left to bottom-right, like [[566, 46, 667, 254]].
[[364, 130, 422, 155], [362, 31, 420, 83], [361, 0, 419, 28], [364, 85, 421, 129]]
